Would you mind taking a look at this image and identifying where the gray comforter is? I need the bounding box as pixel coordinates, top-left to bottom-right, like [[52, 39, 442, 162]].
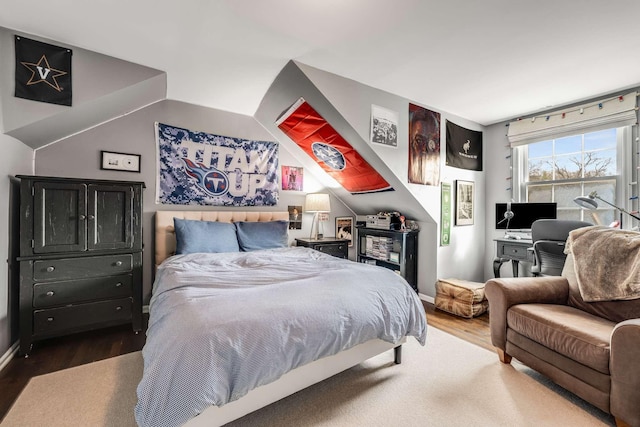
[[135, 247, 427, 427]]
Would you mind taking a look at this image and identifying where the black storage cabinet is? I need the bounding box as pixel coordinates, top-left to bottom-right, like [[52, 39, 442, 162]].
[[356, 227, 418, 292], [17, 175, 144, 355]]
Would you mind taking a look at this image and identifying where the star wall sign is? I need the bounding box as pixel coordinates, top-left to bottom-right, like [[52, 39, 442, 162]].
[[15, 36, 72, 106]]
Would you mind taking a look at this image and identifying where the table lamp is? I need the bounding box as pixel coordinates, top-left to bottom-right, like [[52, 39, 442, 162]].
[[304, 193, 331, 239], [573, 191, 640, 228]]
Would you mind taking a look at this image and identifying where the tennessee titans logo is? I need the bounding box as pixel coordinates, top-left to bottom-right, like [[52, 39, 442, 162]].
[[182, 158, 229, 196], [311, 142, 346, 170]]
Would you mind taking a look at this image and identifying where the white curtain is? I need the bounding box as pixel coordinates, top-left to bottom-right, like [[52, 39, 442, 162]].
[[507, 91, 637, 147]]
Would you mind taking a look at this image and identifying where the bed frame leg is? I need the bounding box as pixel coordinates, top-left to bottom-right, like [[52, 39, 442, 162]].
[[394, 345, 402, 364]]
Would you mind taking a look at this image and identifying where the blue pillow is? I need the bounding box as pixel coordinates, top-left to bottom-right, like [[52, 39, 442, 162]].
[[235, 221, 289, 251], [173, 218, 239, 254]]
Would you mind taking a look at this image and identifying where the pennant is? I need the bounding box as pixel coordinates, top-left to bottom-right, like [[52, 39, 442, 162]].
[[446, 120, 483, 171], [15, 36, 72, 106], [276, 98, 392, 194]]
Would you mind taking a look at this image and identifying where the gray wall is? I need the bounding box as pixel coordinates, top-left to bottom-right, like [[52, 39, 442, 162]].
[[256, 61, 487, 297], [35, 99, 354, 303], [0, 26, 165, 149], [482, 86, 640, 280], [0, 134, 33, 358]]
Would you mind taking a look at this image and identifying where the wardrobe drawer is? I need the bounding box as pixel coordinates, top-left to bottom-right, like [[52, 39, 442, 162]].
[[33, 254, 133, 281], [33, 274, 133, 308], [33, 298, 132, 335]]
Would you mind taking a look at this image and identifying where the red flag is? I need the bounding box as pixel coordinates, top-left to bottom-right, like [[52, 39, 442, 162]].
[[276, 98, 392, 194]]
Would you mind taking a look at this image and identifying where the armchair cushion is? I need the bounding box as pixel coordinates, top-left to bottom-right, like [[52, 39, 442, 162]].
[[485, 277, 569, 350], [564, 254, 640, 323], [507, 304, 614, 374]]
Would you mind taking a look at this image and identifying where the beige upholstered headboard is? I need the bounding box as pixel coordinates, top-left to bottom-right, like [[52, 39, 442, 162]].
[[155, 210, 289, 269]]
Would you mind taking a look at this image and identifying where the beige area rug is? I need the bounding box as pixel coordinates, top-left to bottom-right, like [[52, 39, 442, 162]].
[[2, 328, 614, 427]]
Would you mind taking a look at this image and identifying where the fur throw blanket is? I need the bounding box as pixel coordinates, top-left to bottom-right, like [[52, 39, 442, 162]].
[[565, 225, 640, 302]]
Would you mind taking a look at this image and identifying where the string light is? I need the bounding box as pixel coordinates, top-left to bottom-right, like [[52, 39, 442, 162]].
[[512, 93, 636, 124]]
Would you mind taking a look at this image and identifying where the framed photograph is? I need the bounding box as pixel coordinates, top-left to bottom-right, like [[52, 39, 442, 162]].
[[101, 150, 141, 172], [455, 180, 474, 226], [288, 205, 302, 230], [335, 216, 354, 247]]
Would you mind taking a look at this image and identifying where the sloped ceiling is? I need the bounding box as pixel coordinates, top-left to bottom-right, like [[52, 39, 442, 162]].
[[255, 61, 432, 222], [1, 0, 640, 127], [0, 27, 166, 149]]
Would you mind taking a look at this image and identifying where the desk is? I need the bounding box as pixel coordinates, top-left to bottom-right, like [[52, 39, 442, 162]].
[[493, 238, 534, 277]]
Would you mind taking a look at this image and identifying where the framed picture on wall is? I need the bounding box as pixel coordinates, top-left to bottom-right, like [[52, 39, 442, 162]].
[[455, 180, 474, 226], [101, 150, 141, 172], [335, 216, 354, 247]]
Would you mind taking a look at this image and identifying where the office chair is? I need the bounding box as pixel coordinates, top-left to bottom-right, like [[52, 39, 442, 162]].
[[530, 219, 592, 276]]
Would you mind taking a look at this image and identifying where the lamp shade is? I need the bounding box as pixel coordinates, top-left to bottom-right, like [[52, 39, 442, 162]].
[[304, 193, 330, 212], [573, 196, 598, 210]]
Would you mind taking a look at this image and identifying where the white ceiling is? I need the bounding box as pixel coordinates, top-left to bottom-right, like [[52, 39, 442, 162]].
[[3, 0, 640, 126]]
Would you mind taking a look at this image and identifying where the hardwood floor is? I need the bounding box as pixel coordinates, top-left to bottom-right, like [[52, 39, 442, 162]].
[[0, 301, 492, 421]]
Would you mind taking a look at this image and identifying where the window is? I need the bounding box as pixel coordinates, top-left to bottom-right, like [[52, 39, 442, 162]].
[[513, 127, 630, 225]]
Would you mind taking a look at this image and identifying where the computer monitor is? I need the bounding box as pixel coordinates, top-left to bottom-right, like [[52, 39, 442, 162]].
[[495, 202, 557, 230]]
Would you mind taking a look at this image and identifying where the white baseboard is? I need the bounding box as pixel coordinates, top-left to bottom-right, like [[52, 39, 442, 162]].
[[419, 293, 434, 304], [0, 341, 19, 374]]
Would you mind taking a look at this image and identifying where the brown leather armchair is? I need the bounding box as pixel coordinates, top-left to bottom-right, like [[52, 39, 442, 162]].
[[485, 254, 640, 427]]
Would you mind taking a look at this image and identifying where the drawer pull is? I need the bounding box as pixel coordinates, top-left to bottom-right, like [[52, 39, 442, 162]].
[[47, 317, 54, 322], [88, 215, 95, 220], [46, 266, 55, 273], [46, 291, 55, 297], [115, 261, 123, 267], [115, 282, 122, 288], [115, 306, 122, 311]]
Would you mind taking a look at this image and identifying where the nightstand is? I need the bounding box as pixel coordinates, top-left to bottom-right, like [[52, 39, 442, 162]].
[[295, 237, 350, 259]]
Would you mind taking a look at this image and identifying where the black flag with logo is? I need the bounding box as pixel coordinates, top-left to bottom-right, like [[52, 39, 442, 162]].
[[446, 120, 483, 171], [15, 36, 72, 106]]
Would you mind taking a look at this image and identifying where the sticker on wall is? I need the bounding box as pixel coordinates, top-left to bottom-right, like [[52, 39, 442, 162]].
[[276, 98, 392, 194], [155, 122, 279, 206]]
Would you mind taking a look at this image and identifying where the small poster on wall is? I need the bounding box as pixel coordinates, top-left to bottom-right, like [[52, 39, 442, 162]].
[[288, 205, 302, 230], [336, 216, 354, 247], [282, 166, 303, 191], [408, 103, 441, 186], [441, 182, 451, 245], [455, 180, 474, 226], [370, 105, 399, 148]]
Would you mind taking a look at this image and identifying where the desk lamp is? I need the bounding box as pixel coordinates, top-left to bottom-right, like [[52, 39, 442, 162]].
[[304, 193, 331, 239], [573, 191, 640, 228]]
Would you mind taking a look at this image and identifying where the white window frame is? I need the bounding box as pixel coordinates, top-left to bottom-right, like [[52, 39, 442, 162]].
[[512, 126, 632, 223]]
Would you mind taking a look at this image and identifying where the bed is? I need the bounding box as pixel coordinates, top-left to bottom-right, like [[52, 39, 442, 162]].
[[136, 211, 427, 427]]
